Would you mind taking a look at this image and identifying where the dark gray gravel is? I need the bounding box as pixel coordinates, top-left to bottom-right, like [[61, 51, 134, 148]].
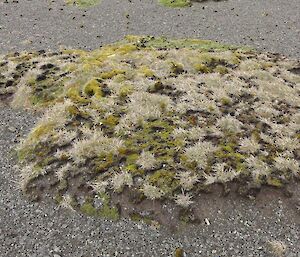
[[0, 0, 299, 58], [0, 0, 300, 256]]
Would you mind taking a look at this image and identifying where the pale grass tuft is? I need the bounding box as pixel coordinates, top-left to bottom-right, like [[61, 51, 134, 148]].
[[89, 180, 109, 194], [174, 192, 194, 208], [39, 99, 73, 126], [287, 122, 299, 135], [255, 105, 280, 118], [269, 122, 286, 135], [69, 129, 123, 164], [111, 171, 133, 192], [267, 240, 286, 257], [260, 117, 273, 127], [245, 155, 270, 180], [176, 91, 218, 114], [260, 133, 274, 144], [55, 163, 72, 181], [185, 141, 217, 169], [176, 171, 199, 191], [18, 164, 34, 192], [203, 173, 217, 185], [19, 164, 48, 191], [80, 126, 99, 138], [217, 115, 242, 133], [291, 113, 300, 124], [54, 149, 70, 160], [239, 59, 262, 71], [223, 78, 245, 96], [11, 70, 41, 109], [239, 137, 260, 153], [114, 112, 140, 134], [116, 91, 171, 132], [212, 87, 229, 100], [91, 96, 116, 112], [55, 129, 77, 146], [275, 136, 299, 151], [141, 183, 164, 200], [206, 126, 224, 137], [11, 83, 33, 109], [60, 194, 75, 211], [136, 151, 157, 170], [281, 69, 300, 84], [213, 163, 239, 183], [172, 127, 206, 142], [245, 155, 266, 170], [172, 128, 189, 139], [274, 156, 299, 176], [254, 78, 296, 103], [203, 163, 239, 185]]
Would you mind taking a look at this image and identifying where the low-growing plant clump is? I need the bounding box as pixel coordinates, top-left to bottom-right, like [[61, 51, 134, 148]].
[[64, 0, 223, 8], [1, 35, 299, 223], [65, 0, 101, 7], [159, 0, 224, 8]]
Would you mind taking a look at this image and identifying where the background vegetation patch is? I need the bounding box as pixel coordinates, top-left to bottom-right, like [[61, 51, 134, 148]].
[[65, 0, 101, 7]]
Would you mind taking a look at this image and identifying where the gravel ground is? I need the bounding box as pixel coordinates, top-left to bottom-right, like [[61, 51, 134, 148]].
[[0, 0, 299, 58], [0, 0, 300, 256]]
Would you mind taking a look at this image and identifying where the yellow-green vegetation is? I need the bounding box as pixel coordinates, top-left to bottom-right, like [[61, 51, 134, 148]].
[[174, 248, 185, 257], [63, 0, 211, 8], [159, 0, 191, 8], [1, 35, 299, 219], [65, 0, 101, 7], [80, 193, 120, 220]]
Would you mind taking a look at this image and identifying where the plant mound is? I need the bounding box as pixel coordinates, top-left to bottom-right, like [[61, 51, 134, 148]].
[[1, 36, 299, 220], [63, 0, 222, 8], [65, 0, 101, 7]]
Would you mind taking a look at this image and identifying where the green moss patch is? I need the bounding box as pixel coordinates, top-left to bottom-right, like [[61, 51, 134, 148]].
[[65, 0, 101, 7], [63, 0, 221, 8], [65, 0, 219, 8], [159, 0, 191, 8], [2, 35, 299, 222]]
